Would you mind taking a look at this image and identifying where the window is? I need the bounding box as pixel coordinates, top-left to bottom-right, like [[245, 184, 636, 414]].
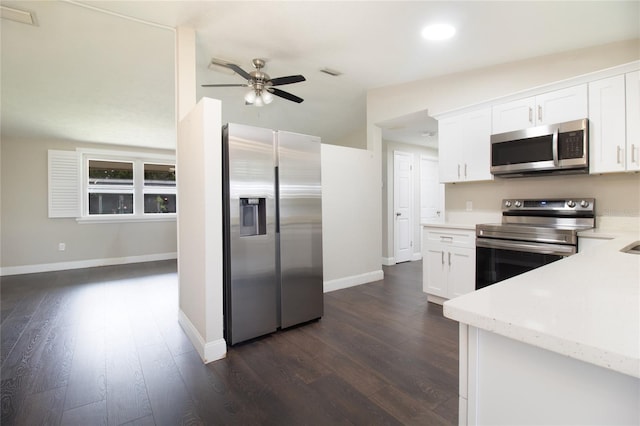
[[143, 163, 176, 214], [79, 150, 176, 221], [88, 160, 134, 215]]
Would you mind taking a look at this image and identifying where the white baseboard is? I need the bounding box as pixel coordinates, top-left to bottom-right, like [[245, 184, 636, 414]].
[[323, 269, 384, 293], [178, 309, 227, 364], [427, 294, 447, 306], [0, 252, 177, 276], [382, 255, 421, 266]]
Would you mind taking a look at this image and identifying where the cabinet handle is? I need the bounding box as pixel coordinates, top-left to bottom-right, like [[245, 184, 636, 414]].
[[464, 163, 468, 178], [632, 144, 637, 164], [457, 164, 460, 179], [441, 251, 445, 265], [448, 252, 451, 267], [538, 105, 542, 122], [528, 107, 533, 124], [617, 146, 623, 164]]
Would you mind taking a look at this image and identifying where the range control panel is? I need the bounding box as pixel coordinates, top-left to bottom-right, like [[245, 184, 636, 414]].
[[502, 198, 595, 213]]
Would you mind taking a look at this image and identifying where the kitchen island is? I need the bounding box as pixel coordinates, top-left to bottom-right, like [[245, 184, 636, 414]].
[[444, 232, 640, 425]]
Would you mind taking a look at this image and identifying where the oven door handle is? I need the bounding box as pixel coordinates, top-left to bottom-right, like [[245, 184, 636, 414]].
[[476, 238, 575, 256]]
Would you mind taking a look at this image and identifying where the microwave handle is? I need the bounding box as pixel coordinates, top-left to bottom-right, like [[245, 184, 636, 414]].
[[552, 127, 559, 166]]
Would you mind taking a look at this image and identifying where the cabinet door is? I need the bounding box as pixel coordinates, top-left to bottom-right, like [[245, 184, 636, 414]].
[[589, 75, 626, 173], [492, 85, 588, 134], [448, 247, 476, 299], [626, 71, 640, 171], [536, 84, 588, 126], [491, 97, 535, 134], [439, 109, 492, 183], [438, 116, 462, 183], [424, 247, 448, 297], [463, 108, 493, 182]]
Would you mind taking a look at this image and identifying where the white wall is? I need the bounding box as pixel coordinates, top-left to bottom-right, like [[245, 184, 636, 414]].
[[176, 98, 226, 363], [321, 143, 383, 291], [333, 126, 367, 150], [0, 137, 177, 275], [381, 140, 438, 263]]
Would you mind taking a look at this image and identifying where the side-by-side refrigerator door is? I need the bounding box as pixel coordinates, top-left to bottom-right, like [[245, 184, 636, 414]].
[[277, 131, 323, 328], [223, 123, 277, 345]]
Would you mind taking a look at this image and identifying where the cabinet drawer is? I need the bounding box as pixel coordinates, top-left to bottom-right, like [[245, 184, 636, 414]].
[[424, 228, 475, 248]]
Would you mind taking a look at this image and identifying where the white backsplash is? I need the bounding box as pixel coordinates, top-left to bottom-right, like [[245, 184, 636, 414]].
[[596, 216, 640, 232]]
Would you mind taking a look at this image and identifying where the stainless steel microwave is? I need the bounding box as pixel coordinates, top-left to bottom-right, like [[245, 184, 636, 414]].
[[490, 118, 589, 177]]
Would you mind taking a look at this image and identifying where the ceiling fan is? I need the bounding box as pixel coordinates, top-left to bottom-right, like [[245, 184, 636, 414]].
[[202, 58, 306, 106]]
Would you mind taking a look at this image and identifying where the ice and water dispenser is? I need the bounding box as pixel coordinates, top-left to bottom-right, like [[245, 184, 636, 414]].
[[239, 197, 266, 237]]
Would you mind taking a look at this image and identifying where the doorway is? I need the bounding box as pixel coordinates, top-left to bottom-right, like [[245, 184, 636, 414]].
[[394, 151, 413, 264]]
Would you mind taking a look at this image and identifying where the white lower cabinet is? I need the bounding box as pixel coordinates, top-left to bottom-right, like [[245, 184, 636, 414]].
[[459, 326, 640, 426], [422, 226, 475, 304]]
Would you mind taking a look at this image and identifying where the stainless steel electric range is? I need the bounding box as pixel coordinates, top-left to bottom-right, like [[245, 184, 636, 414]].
[[475, 198, 595, 290]]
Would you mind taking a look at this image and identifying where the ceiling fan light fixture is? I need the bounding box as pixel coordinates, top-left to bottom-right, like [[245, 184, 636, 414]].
[[253, 96, 265, 107], [244, 89, 257, 104], [262, 90, 274, 105], [421, 23, 456, 41]]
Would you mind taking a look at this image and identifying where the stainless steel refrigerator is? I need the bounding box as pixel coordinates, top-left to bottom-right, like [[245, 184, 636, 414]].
[[222, 123, 323, 345]]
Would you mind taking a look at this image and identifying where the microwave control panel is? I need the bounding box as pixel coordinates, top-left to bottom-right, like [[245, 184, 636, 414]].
[[558, 130, 585, 159]]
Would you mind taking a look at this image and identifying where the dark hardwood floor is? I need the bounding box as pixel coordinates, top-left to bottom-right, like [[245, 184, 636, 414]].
[[1, 260, 459, 425]]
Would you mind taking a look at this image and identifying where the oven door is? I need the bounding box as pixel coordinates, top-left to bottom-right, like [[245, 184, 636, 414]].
[[475, 238, 576, 290]]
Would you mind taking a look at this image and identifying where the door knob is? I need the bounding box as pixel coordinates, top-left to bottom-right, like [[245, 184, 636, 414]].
[[396, 212, 401, 216]]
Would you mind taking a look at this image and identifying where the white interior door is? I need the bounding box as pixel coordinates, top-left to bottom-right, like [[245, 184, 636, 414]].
[[420, 156, 445, 223], [394, 151, 413, 263]]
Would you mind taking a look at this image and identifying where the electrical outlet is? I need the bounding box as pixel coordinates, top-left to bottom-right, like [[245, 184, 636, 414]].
[[466, 201, 473, 211], [58, 243, 66, 251]]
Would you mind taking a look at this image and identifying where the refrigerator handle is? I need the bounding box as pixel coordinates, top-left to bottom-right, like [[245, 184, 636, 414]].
[[275, 166, 280, 234]]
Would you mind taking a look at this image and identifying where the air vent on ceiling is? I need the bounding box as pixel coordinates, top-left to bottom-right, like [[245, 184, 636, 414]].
[[1, 5, 36, 25], [320, 67, 342, 77]]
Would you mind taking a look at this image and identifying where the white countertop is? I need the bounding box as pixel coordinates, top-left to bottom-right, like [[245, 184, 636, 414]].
[[443, 232, 640, 378]]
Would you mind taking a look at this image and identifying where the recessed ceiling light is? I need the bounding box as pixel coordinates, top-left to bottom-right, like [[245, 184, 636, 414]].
[[421, 23, 456, 41]]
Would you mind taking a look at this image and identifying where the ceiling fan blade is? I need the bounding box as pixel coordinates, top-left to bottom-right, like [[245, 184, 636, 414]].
[[269, 75, 306, 86], [201, 84, 249, 87], [269, 88, 304, 103], [224, 63, 253, 80]]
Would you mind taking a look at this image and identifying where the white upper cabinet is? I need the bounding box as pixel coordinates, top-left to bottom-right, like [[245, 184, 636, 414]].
[[491, 97, 536, 134], [626, 71, 640, 171], [438, 108, 492, 183], [589, 75, 627, 173], [492, 85, 588, 134]]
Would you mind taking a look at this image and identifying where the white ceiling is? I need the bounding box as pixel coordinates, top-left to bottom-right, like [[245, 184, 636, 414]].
[[1, 1, 639, 150]]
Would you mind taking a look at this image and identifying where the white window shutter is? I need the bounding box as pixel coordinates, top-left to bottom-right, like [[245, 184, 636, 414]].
[[48, 150, 80, 218]]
